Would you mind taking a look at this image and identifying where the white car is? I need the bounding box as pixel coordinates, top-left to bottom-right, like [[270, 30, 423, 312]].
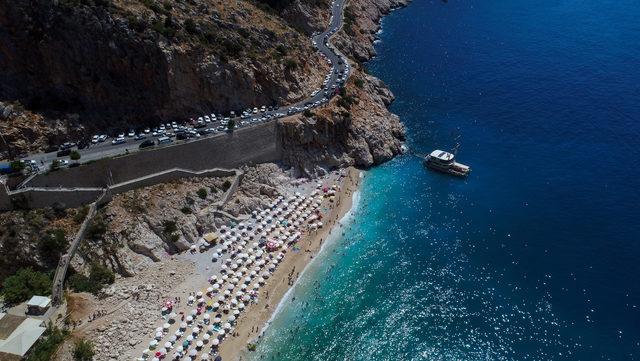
[[91, 135, 99, 143], [112, 137, 126, 145], [144, 128, 150, 133], [128, 130, 135, 137], [98, 135, 108, 142]]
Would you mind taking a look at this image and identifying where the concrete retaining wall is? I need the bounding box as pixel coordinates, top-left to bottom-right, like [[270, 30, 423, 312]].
[[25, 121, 280, 188], [0, 168, 243, 211]]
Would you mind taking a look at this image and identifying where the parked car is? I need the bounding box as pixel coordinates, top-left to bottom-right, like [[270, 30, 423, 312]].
[[139, 140, 155, 149], [134, 134, 146, 141], [56, 149, 71, 157], [91, 135, 100, 144], [98, 135, 108, 142], [111, 137, 126, 145], [157, 136, 172, 144]]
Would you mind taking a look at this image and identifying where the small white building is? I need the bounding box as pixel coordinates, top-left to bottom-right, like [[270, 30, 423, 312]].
[[0, 313, 46, 358], [25, 296, 51, 316]]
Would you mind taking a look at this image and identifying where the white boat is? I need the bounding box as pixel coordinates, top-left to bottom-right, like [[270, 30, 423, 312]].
[[424, 148, 470, 177]]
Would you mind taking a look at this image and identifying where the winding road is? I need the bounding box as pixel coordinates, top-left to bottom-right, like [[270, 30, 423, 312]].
[[21, 0, 350, 173]]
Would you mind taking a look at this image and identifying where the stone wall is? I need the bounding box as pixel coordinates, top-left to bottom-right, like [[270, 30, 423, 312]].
[[25, 121, 280, 188]]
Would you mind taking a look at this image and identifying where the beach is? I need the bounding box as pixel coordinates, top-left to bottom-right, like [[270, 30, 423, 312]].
[[218, 167, 361, 360]]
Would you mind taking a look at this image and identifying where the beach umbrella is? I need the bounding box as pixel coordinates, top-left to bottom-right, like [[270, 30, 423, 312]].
[[189, 349, 197, 357], [212, 338, 220, 346], [164, 341, 172, 349], [176, 345, 184, 352], [214, 316, 221, 324], [149, 340, 158, 348], [228, 315, 236, 322], [175, 330, 182, 337], [182, 340, 189, 348], [233, 309, 240, 316], [155, 331, 163, 339], [203, 333, 211, 341], [186, 335, 194, 342], [163, 323, 170, 330], [169, 335, 177, 342], [218, 329, 226, 337], [180, 322, 188, 329], [202, 354, 210, 360], [218, 295, 225, 302], [196, 340, 204, 348], [192, 327, 200, 335], [207, 287, 214, 293], [203, 313, 210, 320]]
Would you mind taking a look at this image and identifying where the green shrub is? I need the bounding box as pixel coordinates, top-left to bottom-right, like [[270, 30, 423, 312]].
[[222, 180, 232, 191], [69, 151, 81, 160], [180, 206, 192, 214], [39, 228, 68, 261], [354, 78, 364, 89], [303, 109, 313, 117], [169, 233, 180, 242], [162, 220, 177, 235], [284, 58, 297, 70], [1, 268, 51, 304], [73, 338, 95, 361], [227, 119, 236, 130], [89, 263, 115, 286], [196, 188, 208, 200], [73, 206, 89, 224], [276, 44, 287, 56], [26, 324, 67, 361], [10, 160, 25, 172], [247, 343, 257, 351], [184, 18, 198, 34], [68, 273, 94, 293], [86, 215, 107, 240]]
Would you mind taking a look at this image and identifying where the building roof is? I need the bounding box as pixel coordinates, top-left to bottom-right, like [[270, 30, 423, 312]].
[[0, 314, 46, 357], [429, 150, 455, 161], [26, 296, 51, 309]]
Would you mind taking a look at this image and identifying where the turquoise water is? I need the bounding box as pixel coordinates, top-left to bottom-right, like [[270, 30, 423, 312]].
[[250, 0, 640, 360]]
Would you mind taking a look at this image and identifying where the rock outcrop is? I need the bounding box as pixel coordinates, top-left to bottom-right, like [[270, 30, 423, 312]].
[[277, 0, 410, 175]]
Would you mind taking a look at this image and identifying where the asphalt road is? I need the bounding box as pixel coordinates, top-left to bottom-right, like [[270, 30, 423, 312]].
[[22, 0, 350, 173]]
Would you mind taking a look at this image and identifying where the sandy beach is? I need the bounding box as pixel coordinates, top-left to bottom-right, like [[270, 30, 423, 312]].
[[218, 167, 361, 360]]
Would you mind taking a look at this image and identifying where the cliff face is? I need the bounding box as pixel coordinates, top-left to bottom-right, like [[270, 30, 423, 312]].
[[0, 0, 327, 157], [279, 71, 405, 175]]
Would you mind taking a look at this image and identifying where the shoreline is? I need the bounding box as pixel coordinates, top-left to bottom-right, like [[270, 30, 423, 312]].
[[218, 167, 362, 360]]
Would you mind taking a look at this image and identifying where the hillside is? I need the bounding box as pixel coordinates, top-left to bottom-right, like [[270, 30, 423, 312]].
[[0, 0, 330, 156]]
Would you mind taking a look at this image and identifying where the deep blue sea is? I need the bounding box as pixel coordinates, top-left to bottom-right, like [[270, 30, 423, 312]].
[[250, 0, 640, 360]]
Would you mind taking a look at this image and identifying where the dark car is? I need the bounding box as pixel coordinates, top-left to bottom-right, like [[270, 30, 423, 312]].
[[77, 140, 90, 149], [176, 133, 189, 141], [139, 140, 155, 149], [45, 146, 59, 153], [56, 149, 71, 157]]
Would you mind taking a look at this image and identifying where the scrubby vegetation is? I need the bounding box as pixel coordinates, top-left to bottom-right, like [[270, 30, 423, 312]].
[[73, 338, 95, 361], [67, 263, 115, 294], [26, 323, 68, 361]]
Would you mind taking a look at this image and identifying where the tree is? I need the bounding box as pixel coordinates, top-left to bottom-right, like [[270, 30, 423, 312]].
[[9, 160, 25, 172], [73, 338, 95, 361], [1, 268, 51, 304], [69, 151, 81, 160], [227, 118, 236, 131], [303, 109, 313, 117], [196, 188, 208, 200]]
